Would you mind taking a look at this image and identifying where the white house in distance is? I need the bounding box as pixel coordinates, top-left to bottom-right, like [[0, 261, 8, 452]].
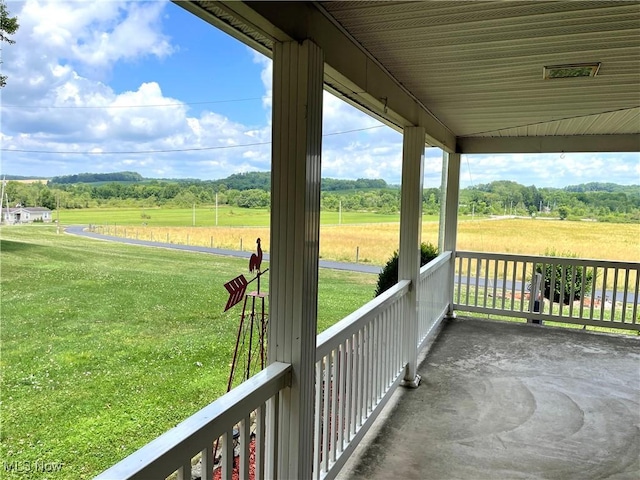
[[1, 207, 53, 224]]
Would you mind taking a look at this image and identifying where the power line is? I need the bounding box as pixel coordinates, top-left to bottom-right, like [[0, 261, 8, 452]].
[[323, 125, 384, 136], [4, 142, 271, 155], [1, 125, 385, 155], [1, 97, 265, 109]]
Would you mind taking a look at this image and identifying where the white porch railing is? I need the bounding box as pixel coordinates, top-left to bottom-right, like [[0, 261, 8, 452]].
[[313, 280, 410, 480], [95, 362, 291, 480], [312, 251, 453, 480], [454, 251, 639, 331], [94, 252, 454, 480], [417, 251, 453, 349]]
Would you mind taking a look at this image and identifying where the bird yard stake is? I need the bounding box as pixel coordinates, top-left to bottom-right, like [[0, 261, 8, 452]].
[[215, 238, 269, 466], [222, 238, 269, 390]]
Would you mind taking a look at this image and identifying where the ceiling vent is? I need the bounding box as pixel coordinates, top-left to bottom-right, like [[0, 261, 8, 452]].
[[543, 63, 601, 79]]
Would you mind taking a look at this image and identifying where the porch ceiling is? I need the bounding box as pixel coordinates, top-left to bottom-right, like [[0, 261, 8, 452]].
[[179, 1, 640, 154]]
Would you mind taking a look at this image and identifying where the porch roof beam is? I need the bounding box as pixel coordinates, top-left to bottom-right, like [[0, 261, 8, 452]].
[[180, 1, 457, 152], [458, 134, 640, 154]]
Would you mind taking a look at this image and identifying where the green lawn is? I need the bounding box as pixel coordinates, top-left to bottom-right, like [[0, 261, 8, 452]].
[[55, 206, 434, 227], [0, 226, 376, 479]]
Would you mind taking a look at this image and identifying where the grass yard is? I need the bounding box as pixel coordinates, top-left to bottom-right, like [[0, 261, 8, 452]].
[[0, 226, 376, 479]]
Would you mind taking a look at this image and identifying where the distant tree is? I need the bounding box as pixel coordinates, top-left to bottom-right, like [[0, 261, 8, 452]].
[[49, 171, 143, 184], [235, 189, 270, 208], [216, 172, 271, 191], [558, 206, 569, 220], [39, 188, 56, 210], [0, 0, 19, 88]]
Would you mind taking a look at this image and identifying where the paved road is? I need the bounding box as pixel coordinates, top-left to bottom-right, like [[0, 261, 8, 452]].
[[65, 225, 382, 275], [65, 226, 634, 302]]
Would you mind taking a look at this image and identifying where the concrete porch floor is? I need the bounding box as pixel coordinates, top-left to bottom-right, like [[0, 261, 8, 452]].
[[340, 318, 640, 480]]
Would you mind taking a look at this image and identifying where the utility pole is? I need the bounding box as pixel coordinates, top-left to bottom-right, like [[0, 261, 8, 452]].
[[0, 176, 5, 224], [215, 192, 218, 226], [56, 193, 60, 234], [339, 200, 342, 225], [192, 203, 196, 227]]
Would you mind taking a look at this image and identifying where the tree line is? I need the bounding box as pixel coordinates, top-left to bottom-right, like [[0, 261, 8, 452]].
[[3, 172, 638, 223], [49, 171, 144, 184]]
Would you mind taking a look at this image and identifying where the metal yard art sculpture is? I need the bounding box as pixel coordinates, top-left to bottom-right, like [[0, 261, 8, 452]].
[[214, 238, 269, 470], [222, 238, 269, 391]]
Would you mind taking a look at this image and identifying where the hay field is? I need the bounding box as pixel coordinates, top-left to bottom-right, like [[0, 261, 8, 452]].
[[11, 179, 47, 184], [97, 217, 639, 266]]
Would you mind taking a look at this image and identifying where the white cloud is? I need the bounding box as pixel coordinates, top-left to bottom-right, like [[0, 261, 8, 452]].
[[252, 51, 272, 113], [20, 0, 172, 69], [249, 51, 407, 182], [460, 152, 640, 188], [0, 1, 276, 180]]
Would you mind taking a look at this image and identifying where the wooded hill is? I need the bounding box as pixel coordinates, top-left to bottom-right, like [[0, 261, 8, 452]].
[[4, 171, 639, 223]]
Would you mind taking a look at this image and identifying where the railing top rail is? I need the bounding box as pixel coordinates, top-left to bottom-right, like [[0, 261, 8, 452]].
[[316, 279, 410, 361], [94, 362, 292, 480], [420, 251, 452, 278], [455, 250, 639, 269]]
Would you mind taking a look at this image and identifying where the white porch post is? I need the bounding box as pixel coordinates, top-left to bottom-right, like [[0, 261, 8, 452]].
[[441, 151, 461, 316], [269, 39, 323, 480], [399, 126, 425, 388]]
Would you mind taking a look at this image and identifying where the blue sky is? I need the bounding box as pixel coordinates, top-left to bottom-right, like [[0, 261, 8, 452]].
[[1, 0, 638, 189]]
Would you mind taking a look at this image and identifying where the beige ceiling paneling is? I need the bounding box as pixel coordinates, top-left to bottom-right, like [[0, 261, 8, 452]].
[[322, 0, 640, 140]]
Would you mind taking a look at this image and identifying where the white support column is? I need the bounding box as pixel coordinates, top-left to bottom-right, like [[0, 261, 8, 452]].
[[399, 126, 425, 388], [438, 153, 448, 252], [442, 152, 461, 253], [441, 152, 461, 317], [269, 39, 323, 480]]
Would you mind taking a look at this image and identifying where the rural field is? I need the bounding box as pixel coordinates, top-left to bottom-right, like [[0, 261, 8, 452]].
[[0, 226, 375, 479], [88, 212, 639, 265], [1, 212, 638, 479], [59, 206, 639, 263], [56, 205, 410, 228]]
